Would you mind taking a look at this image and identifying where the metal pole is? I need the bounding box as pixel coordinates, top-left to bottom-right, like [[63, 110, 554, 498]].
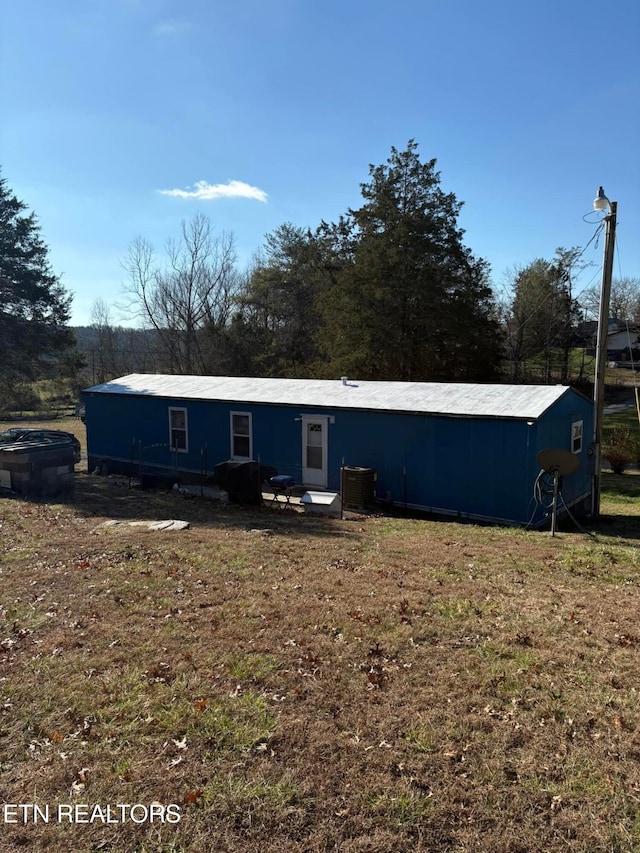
[[551, 470, 559, 537], [591, 200, 617, 519]]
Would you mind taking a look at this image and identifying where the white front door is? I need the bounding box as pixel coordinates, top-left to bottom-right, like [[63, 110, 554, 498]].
[[302, 416, 328, 487]]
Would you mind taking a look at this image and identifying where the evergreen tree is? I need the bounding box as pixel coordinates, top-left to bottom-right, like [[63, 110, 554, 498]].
[[506, 248, 583, 381], [0, 172, 75, 400], [234, 224, 331, 376], [317, 141, 502, 381]]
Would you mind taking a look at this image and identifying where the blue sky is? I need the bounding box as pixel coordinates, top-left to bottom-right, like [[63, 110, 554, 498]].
[[2, 0, 638, 326]]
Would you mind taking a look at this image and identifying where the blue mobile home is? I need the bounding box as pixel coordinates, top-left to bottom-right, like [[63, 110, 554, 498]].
[[82, 374, 594, 526]]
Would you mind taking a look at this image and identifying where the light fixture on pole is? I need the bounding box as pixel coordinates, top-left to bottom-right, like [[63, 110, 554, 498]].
[[591, 186, 617, 519]]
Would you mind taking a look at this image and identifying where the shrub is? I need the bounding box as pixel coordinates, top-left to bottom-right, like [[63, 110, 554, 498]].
[[0, 382, 41, 416], [602, 427, 634, 474], [631, 432, 640, 471]]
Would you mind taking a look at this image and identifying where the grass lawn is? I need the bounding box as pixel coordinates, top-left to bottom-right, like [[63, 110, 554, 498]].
[[1, 413, 640, 851], [603, 403, 640, 436], [2, 462, 640, 852]]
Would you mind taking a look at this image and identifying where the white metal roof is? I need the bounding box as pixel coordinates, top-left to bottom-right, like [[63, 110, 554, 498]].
[[84, 374, 584, 420]]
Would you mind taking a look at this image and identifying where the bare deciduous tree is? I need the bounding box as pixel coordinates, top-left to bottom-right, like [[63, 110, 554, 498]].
[[578, 277, 640, 323], [89, 297, 119, 383], [121, 214, 241, 374]]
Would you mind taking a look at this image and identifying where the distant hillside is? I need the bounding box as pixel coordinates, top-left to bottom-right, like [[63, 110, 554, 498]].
[[73, 325, 162, 384]]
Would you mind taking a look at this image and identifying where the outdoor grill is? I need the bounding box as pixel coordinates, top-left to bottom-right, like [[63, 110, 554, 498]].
[[213, 460, 277, 504]]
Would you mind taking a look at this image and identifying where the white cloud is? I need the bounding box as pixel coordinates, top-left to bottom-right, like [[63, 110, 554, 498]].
[[158, 180, 268, 203], [151, 19, 191, 37]]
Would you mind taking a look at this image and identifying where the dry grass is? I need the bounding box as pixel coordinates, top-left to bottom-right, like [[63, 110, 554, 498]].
[[1, 468, 640, 852]]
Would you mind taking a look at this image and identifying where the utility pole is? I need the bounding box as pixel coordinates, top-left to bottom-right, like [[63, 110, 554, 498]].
[[591, 187, 617, 519]]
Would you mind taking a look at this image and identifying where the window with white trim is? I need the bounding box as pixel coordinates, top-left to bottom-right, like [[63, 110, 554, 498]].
[[169, 407, 188, 452], [571, 419, 583, 454], [230, 411, 252, 459]]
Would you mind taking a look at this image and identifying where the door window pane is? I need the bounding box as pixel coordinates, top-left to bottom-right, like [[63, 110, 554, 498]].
[[307, 423, 322, 445], [307, 446, 323, 469], [306, 422, 323, 468]]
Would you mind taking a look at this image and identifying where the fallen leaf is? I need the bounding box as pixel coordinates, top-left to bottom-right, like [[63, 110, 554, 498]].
[[183, 789, 203, 805]]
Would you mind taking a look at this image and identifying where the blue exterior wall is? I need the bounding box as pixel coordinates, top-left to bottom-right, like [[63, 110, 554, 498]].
[[531, 387, 594, 522], [83, 387, 593, 526]]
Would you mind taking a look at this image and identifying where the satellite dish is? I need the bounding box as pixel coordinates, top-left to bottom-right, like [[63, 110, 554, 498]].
[[535, 449, 580, 537], [537, 448, 580, 476]]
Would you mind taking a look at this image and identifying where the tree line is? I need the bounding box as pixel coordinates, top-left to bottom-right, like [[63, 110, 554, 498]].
[[2, 144, 639, 408], [106, 141, 502, 382]]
